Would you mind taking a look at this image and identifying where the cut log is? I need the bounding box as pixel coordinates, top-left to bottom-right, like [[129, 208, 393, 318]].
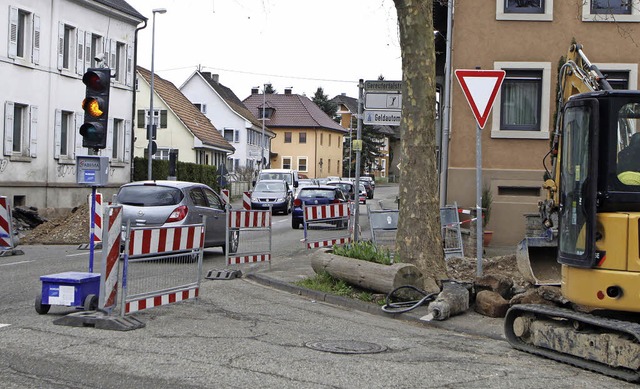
[[310, 249, 423, 294]]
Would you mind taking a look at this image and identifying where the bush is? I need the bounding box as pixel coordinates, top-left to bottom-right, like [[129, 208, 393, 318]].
[[132, 157, 224, 191]]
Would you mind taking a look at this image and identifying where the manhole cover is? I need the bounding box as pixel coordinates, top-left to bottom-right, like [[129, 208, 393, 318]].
[[304, 340, 387, 354]]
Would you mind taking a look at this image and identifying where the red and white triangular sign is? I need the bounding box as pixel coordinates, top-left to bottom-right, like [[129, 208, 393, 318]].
[[455, 69, 505, 129]]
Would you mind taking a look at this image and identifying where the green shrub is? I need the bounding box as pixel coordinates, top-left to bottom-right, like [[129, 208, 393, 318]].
[[132, 157, 224, 191]]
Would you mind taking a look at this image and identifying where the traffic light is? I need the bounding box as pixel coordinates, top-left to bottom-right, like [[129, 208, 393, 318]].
[[80, 68, 111, 149]]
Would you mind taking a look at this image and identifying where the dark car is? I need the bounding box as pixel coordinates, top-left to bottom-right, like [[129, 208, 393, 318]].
[[250, 180, 292, 214], [291, 185, 348, 229], [326, 180, 357, 202], [116, 181, 238, 254]]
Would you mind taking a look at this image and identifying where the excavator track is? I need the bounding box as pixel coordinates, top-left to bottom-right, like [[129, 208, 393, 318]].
[[504, 304, 640, 382]]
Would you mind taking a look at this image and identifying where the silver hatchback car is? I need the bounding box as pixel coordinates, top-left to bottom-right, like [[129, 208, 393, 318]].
[[115, 180, 238, 254]]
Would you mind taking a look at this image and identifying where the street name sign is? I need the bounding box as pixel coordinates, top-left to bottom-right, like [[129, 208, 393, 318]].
[[454, 69, 505, 129]]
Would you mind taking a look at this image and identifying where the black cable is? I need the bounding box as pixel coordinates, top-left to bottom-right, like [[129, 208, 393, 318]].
[[381, 285, 438, 314]]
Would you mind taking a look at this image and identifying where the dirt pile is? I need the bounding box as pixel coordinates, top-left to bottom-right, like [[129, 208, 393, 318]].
[[20, 204, 90, 245]]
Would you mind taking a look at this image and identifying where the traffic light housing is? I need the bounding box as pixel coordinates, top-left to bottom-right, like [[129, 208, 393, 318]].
[[80, 68, 111, 149]]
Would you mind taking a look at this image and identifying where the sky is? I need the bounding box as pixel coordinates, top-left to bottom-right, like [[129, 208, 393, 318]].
[[126, 0, 402, 101]]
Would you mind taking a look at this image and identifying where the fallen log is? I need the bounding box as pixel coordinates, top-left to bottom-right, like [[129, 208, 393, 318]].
[[310, 249, 423, 294]]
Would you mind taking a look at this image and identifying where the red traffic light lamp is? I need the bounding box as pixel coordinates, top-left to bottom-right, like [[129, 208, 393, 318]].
[[80, 68, 111, 149]]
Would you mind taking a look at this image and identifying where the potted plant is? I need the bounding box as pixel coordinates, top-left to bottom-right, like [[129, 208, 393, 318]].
[[482, 186, 493, 247]]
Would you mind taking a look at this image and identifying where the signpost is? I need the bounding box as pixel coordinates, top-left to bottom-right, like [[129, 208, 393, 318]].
[[454, 69, 505, 277]]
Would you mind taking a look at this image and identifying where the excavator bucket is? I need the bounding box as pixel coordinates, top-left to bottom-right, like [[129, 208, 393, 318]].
[[516, 236, 561, 286]]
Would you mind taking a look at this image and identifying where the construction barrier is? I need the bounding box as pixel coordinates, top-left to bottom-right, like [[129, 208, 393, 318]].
[[78, 192, 103, 250], [220, 189, 230, 205], [242, 191, 251, 210], [225, 207, 271, 265], [120, 221, 205, 315], [302, 202, 352, 249], [0, 196, 22, 256], [99, 204, 122, 311], [440, 203, 465, 259], [367, 205, 398, 256]]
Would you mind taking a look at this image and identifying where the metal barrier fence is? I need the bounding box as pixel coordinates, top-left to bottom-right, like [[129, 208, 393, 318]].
[[302, 202, 352, 249], [367, 205, 398, 255], [440, 203, 465, 259], [120, 222, 205, 315], [226, 207, 271, 265]]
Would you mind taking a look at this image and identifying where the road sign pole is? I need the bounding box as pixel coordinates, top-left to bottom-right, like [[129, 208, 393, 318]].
[[354, 79, 364, 241], [475, 123, 483, 277]]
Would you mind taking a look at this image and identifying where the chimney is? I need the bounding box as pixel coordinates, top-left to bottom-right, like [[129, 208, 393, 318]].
[[251, 87, 260, 94], [284, 87, 292, 95], [211, 74, 219, 83]]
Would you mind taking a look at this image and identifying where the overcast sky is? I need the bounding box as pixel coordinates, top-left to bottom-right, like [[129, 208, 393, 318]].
[[126, 0, 402, 101]]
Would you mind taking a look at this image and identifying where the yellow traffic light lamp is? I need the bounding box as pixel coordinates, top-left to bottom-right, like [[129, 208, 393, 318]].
[[80, 68, 111, 149]]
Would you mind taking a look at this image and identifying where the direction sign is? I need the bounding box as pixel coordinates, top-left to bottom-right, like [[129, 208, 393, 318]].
[[363, 110, 401, 126], [454, 69, 505, 129]]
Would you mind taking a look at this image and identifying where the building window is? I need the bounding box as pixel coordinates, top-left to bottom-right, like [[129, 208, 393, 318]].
[[223, 129, 234, 143], [62, 24, 74, 70], [299, 132, 307, 144], [112, 119, 124, 160], [151, 148, 171, 160], [320, 133, 323, 145], [115, 42, 125, 83], [258, 107, 274, 119], [500, 69, 543, 131], [298, 157, 308, 172], [491, 62, 551, 140], [194, 103, 207, 114], [4, 102, 37, 158], [55, 110, 74, 158], [583, 0, 640, 21], [496, 0, 553, 21], [9, 7, 40, 63], [596, 63, 638, 89], [91, 34, 102, 68], [282, 157, 292, 169], [137, 109, 168, 129], [284, 132, 292, 143]]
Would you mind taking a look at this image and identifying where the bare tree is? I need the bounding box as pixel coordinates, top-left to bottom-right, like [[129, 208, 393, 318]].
[[393, 0, 447, 293]]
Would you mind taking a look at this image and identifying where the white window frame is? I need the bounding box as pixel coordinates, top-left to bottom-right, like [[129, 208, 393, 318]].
[[597, 63, 638, 89], [152, 147, 171, 160], [54, 109, 76, 160], [496, 0, 553, 21], [58, 23, 76, 72], [4, 102, 37, 158], [582, 0, 640, 22], [8, 6, 40, 64], [491, 61, 551, 140], [282, 156, 292, 170], [298, 156, 308, 172], [194, 103, 207, 114], [115, 41, 126, 83]]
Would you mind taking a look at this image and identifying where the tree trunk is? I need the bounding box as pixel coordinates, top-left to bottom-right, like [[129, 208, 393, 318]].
[[394, 0, 448, 293], [310, 250, 423, 294]]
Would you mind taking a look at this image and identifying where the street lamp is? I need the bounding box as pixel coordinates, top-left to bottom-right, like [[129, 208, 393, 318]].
[[148, 8, 166, 180]]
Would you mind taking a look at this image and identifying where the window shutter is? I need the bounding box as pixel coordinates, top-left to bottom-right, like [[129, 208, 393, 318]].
[[126, 44, 133, 86], [137, 110, 145, 128], [234, 130, 240, 143], [74, 112, 84, 157], [29, 105, 38, 157], [54, 109, 62, 159], [84, 31, 91, 70], [57, 22, 64, 70], [76, 29, 85, 75], [8, 7, 18, 58], [4, 102, 14, 156], [106, 118, 113, 161], [32, 14, 40, 64], [160, 110, 167, 128], [124, 120, 132, 162]]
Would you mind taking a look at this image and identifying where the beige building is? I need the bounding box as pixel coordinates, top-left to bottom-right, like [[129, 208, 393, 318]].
[[243, 89, 346, 178], [441, 1, 640, 245]]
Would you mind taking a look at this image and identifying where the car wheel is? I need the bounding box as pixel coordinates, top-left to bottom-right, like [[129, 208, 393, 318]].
[[223, 229, 239, 254]]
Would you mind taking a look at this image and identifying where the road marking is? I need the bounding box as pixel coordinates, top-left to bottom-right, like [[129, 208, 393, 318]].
[[0, 323, 10, 329], [66, 250, 101, 257], [0, 260, 33, 267]]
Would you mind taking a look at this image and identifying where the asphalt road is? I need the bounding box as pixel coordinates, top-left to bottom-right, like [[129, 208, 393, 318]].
[[0, 185, 634, 387]]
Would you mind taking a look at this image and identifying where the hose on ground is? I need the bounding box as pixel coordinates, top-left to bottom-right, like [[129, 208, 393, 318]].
[[381, 285, 438, 314]]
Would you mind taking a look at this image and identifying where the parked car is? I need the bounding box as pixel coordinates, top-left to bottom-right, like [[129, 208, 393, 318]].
[[357, 183, 367, 204], [359, 177, 375, 198], [250, 180, 292, 214], [115, 181, 238, 254], [326, 180, 357, 202], [297, 178, 319, 192], [291, 185, 349, 229]]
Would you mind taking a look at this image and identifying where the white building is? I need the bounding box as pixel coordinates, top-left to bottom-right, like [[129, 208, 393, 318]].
[[0, 0, 144, 210], [179, 71, 275, 173]]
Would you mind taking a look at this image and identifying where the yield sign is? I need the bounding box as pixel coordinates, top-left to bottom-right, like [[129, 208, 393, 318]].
[[455, 69, 505, 129]]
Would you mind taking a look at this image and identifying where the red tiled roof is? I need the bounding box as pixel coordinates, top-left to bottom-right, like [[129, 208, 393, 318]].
[[137, 66, 234, 152], [243, 92, 347, 133]]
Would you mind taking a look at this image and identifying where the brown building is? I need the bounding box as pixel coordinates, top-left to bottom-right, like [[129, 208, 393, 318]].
[[440, 1, 640, 245]]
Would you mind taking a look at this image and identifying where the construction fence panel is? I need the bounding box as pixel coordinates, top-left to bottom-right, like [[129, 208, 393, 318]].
[[302, 202, 352, 249], [226, 207, 271, 265], [120, 222, 205, 315], [367, 206, 398, 254], [440, 203, 464, 259]]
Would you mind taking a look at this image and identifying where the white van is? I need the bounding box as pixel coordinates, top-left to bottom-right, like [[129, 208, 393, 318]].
[[256, 169, 300, 193]]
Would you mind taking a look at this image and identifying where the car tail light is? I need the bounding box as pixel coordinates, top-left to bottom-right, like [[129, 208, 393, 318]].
[[293, 199, 302, 207], [166, 205, 188, 222]]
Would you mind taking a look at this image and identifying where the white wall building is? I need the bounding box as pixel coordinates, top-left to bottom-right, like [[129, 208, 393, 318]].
[[0, 0, 144, 210], [180, 71, 274, 174]]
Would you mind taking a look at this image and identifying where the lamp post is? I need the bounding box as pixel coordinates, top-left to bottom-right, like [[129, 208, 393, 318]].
[[148, 8, 166, 180]]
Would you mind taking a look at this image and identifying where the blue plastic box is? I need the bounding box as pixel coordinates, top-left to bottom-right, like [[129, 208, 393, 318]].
[[40, 272, 100, 307]]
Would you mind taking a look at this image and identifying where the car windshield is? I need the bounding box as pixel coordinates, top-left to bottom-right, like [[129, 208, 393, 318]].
[[259, 172, 292, 185], [299, 189, 336, 199], [330, 183, 352, 193], [254, 182, 285, 192], [117, 185, 183, 206]]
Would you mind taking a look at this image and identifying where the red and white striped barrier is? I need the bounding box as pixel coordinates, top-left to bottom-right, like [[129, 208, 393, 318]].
[[90, 192, 103, 245], [99, 205, 122, 311], [302, 203, 352, 249], [127, 225, 205, 256], [227, 254, 271, 265], [304, 203, 350, 221], [242, 191, 251, 210], [229, 209, 271, 229], [0, 196, 14, 249], [220, 189, 229, 205], [306, 237, 350, 249], [125, 288, 198, 314]]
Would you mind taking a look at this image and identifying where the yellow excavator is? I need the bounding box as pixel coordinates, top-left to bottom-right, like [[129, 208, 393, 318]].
[[505, 43, 640, 382]]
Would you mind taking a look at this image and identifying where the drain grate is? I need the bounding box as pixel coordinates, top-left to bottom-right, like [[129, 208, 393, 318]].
[[304, 340, 388, 354]]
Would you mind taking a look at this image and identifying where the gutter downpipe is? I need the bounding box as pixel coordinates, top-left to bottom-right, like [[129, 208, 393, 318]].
[[131, 19, 148, 181], [439, 0, 454, 208]]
